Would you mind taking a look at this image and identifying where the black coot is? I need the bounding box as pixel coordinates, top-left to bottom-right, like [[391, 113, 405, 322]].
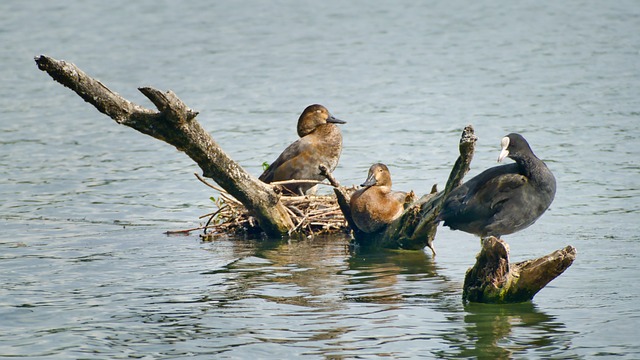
[[438, 133, 556, 238]]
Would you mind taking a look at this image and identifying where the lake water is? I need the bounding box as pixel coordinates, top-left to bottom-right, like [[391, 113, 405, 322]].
[[1, 1, 639, 358]]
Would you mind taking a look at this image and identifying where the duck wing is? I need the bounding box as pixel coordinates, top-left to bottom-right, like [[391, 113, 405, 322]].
[[390, 190, 408, 204], [259, 137, 313, 183]]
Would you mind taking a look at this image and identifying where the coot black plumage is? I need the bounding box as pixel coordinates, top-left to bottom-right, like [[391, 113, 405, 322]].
[[438, 133, 556, 238]]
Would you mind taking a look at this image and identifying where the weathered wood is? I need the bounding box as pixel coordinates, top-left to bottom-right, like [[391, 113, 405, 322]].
[[35, 55, 293, 236], [463, 237, 577, 303], [334, 125, 477, 254]]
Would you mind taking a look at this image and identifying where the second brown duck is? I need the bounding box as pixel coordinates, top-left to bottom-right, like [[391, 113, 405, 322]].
[[350, 163, 408, 233]]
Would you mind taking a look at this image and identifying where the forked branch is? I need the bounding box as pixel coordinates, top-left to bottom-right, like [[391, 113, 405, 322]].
[[35, 55, 293, 236]]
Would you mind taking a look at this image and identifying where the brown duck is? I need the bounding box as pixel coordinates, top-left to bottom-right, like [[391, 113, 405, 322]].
[[259, 104, 346, 195], [350, 163, 408, 233]]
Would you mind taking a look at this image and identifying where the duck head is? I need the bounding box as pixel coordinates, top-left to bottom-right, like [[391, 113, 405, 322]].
[[361, 163, 393, 188], [297, 104, 346, 137]]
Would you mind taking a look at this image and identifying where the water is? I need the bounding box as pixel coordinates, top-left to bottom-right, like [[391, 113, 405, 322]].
[[1, 0, 639, 358]]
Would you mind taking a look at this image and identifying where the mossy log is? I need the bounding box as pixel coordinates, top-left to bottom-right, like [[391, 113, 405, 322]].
[[334, 125, 478, 254], [463, 237, 577, 303], [35, 55, 294, 236]]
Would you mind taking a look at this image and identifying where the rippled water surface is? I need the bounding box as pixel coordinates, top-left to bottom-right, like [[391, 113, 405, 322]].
[[2, 1, 639, 358]]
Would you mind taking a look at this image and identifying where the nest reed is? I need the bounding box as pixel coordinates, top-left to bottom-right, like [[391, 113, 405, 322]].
[[172, 173, 353, 240]]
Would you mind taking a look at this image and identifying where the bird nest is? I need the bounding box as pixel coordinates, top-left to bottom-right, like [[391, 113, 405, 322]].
[[169, 173, 353, 240]]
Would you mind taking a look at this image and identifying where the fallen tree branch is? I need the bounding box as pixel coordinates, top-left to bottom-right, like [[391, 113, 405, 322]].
[[35, 55, 293, 236], [319, 164, 341, 187]]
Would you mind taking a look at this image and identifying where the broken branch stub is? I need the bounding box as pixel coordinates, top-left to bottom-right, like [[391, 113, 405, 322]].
[[463, 237, 577, 303]]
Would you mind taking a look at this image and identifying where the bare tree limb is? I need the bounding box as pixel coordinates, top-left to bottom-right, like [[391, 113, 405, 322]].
[[35, 55, 293, 236]]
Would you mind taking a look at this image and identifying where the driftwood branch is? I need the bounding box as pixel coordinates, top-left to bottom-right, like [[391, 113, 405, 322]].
[[334, 125, 477, 254], [463, 237, 577, 303], [35, 55, 293, 236]]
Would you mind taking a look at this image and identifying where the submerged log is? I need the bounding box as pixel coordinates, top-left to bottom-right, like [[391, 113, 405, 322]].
[[334, 125, 477, 254], [35, 55, 293, 236], [463, 237, 577, 303]]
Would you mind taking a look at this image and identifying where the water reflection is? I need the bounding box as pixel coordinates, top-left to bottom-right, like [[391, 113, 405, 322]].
[[440, 302, 577, 359], [210, 235, 447, 307], [344, 248, 441, 303], [203, 235, 351, 309], [158, 236, 583, 358]]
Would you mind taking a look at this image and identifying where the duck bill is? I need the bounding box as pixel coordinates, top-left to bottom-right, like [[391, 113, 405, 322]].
[[361, 172, 376, 187], [327, 115, 346, 124], [498, 148, 509, 162]]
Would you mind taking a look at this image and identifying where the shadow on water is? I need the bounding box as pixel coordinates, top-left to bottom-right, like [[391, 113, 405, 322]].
[[345, 247, 576, 358]]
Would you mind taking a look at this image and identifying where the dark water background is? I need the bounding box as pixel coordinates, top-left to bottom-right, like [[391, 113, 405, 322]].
[[1, 1, 639, 358]]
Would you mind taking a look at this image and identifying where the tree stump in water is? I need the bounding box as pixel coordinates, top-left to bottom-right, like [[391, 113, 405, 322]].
[[463, 237, 577, 303]]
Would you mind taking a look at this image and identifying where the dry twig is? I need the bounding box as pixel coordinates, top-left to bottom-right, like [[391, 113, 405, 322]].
[[196, 173, 351, 240]]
